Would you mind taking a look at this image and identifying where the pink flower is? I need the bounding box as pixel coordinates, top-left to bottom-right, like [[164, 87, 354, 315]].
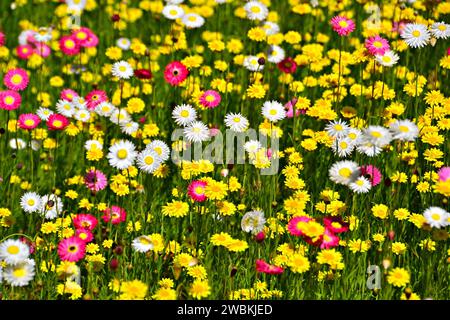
[[84, 33, 99, 48], [330, 16, 355, 36], [4, 68, 29, 91], [0, 90, 22, 110], [75, 228, 94, 243], [102, 206, 127, 224], [285, 98, 303, 118], [164, 61, 189, 86], [438, 167, 450, 182], [60, 89, 79, 101], [199, 90, 221, 108], [287, 216, 312, 237], [72, 27, 92, 47], [73, 214, 98, 231], [0, 32, 5, 47], [365, 35, 390, 56], [323, 216, 349, 234], [85, 89, 108, 110], [18, 113, 40, 130], [46, 114, 69, 130], [187, 180, 207, 202], [320, 228, 340, 249], [33, 43, 51, 58], [256, 259, 284, 275], [57, 236, 86, 262], [277, 57, 297, 74], [255, 231, 265, 243], [59, 35, 80, 56], [84, 169, 108, 192], [447, 47, 450, 56], [360, 165, 382, 186], [16, 45, 34, 60]]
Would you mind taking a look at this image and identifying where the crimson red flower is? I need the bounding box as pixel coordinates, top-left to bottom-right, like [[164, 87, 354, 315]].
[[164, 61, 189, 86], [46, 114, 69, 130], [323, 216, 349, 234], [277, 57, 297, 74], [256, 259, 284, 275], [85, 89, 108, 110], [102, 205, 127, 224], [134, 69, 153, 80]]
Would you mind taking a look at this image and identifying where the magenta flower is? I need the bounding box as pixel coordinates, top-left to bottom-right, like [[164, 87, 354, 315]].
[[199, 90, 221, 109], [323, 216, 349, 234], [16, 45, 34, 60], [365, 35, 390, 56], [360, 165, 382, 186], [287, 216, 312, 237], [73, 213, 98, 231], [256, 259, 284, 275], [187, 180, 207, 202], [164, 61, 189, 86], [0, 90, 22, 111], [330, 16, 356, 36], [320, 228, 340, 249], [57, 236, 86, 262], [84, 169, 108, 192], [102, 206, 127, 225], [18, 113, 40, 130], [4, 68, 29, 91], [60, 89, 79, 102], [0, 32, 5, 47], [85, 89, 108, 110], [438, 167, 450, 182]]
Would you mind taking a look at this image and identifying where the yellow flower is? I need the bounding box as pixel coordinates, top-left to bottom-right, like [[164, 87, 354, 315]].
[[317, 249, 344, 270], [387, 268, 410, 287], [210, 232, 232, 246], [204, 180, 228, 200], [246, 83, 266, 99], [371, 204, 389, 219], [119, 280, 148, 300], [189, 280, 211, 299], [391, 242, 407, 255], [162, 200, 189, 218], [288, 254, 310, 273], [152, 287, 177, 300], [187, 265, 208, 280]]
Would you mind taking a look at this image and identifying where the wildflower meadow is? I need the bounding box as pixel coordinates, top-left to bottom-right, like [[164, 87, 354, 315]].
[[0, 0, 449, 301]]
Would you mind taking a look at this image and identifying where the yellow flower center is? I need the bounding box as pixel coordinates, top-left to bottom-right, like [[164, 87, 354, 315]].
[[382, 56, 392, 63], [188, 16, 197, 22], [13, 268, 26, 278], [144, 156, 154, 165], [250, 6, 261, 13], [339, 141, 348, 149], [331, 222, 342, 229], [27, 199, 35, 206], [338, 20, 348, 28], [269, 109, 277, 115], [139, 237, 152, 245], [65, 39, 75, 49], [117, 149, 128, 159], [373, 41, 383, 48], [11, 74, 23, 85], [339, 168, 352, 178], [438, 25, 446, 31], [205, 94, 215, 102], [76, 32, 87, 40], [370, 131, 382, 138], [180, 110, 189, 118], [334, 124, 343, 131], [52, 120, 63, 128], [399, 125, 409, 132], [4, 96, 14, 105], [119, 66, 127, 72], [233, 117, 241, 123], [24, 119, 35, 127], [169, 9, 177, 15], [79, 233, 87, 240], [356, 179, 364, 186], [7, 245, 19, 255], [412, 30, 421, 37], [431, 213, 441, 221], [194, 186, 204, 194], [154, 147, 162, 155]]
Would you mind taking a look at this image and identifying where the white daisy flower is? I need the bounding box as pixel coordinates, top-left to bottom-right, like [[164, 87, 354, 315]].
[[430, 22, 450, 40], [325, 119, 350, 139], [131, 235, 154, 253], [0, 239, 30, 265], [347, 128, 362, 144], [145, 140, 170, 161], [67, 0, 87, 12], [107, 140, 137, 170], [356, 141, 382, 157], [244, 1, 268, 21], [96, 102, 116, 117], [18, 30, 36, 45], [329, 160, 361, 186], [137, 149, 162, 173], [116, 37, 131, 50], [183, 121, 210, 143], [244, 140, 262, 154], [9, 138, 26, 150], [389, 119, 419, 142], [36, 107, 54, 121], [111, 60, 134, 79], [30, 140, 41, 151], [74, 108, 91, 122], [375, 50, 400, 67], [20, 192, 42, 214], [162, 4, 184, 20], [56, 99, 75, 118], [262, 21, 280, 36], [182, 13, 205, 29], [34, 28, 53, 43], [110, 108, 131, 125], [360, 125, 392, 148], [423, 207, 449, 229], [267, 45, 285, 64], [120, 121, 139, 136], [332, 137, 355, 158], [241, 210, 266, 234], [349, 176, 372, 194], [39, 194, 64, 220], [224, 112, 249, 132], [72, 96, 87, 110], [243, 55, 263, 72], [172, 104, 197, 127], [3, 259, 35, 287], [401, 23, 430, 48], [262, 100, 286, 122], [84, 139, 103, 150]]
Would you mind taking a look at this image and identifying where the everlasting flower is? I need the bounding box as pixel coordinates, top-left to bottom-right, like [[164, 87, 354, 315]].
[[277, 57, 297, 74], [59, 35, 80, 56], [0, 90, 22, 110], [187, 180, 208, 202], [102, 206, 127, 224], [199, 90, 221, 109], [111, 61, 134, 79], [401, 23, 430, 48], [84, 169, 108, 192], [73, 214, 98, 231], [365, 35, 390, 56], [46, 114, 69, 130], [256, 259, 283, 274], [3, 68, 29, 91], [164, 61, 189, 86], [18, 113, 40, 130], [57, 236, 86, 262], [330, 16, 355, 36], [360, 165, 382, 186]]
